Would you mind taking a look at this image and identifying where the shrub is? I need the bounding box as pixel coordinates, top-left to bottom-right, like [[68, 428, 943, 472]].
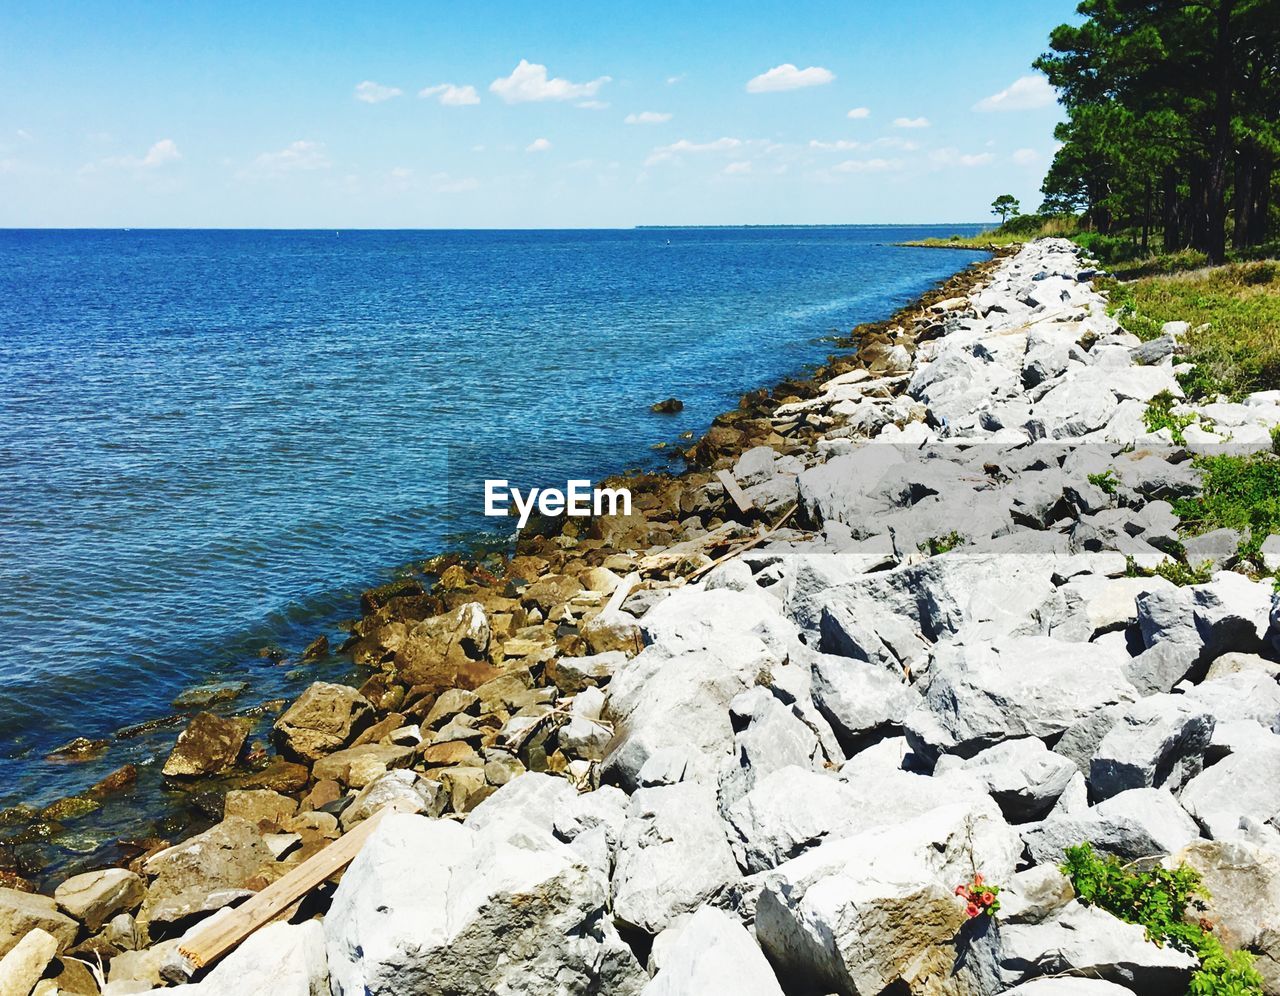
[[1088, 469, 1119, 495], [919, 531, 966, 556], [1172, 453, 1280, 564], [1144, 390, 1197, 445], [954, 873, 1001, 919], [1061, 843, 1263, 996]]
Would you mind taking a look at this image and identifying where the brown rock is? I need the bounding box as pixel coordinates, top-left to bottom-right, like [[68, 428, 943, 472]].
[[223, 789, 298, 828], [394, 603, 500, 692], [301, 779, 342, 812], [0, 888, 78, 957], [54, 868, 145, 931], [310, 744, 413, 786], [230, 758, 309, 794], [301, 634, 329, 661], [423, 689, 481, 730], [139, 818, 272, 932], [0, 927, 58, 996], [582, 609, 643, 655], [435, 767, 491, 814], [87, 764, 137, 797], [162, 713, 250, 777], [521, 575, 583, 614], [421, 741, 481, 767], [272, 682, 374, 763], [351, 712, 407, 748]]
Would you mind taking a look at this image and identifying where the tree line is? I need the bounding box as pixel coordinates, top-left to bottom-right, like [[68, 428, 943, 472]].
[[1036, 0, 1279, 263]]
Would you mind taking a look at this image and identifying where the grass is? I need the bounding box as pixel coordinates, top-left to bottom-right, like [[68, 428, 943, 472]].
[[1143, 390, 1197, 444], [1172, 452, 1280, 565], [1106, 260, 1280, 397]]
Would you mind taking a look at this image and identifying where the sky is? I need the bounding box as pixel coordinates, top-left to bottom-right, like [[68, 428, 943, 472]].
[[0, 0, 1081, 228]]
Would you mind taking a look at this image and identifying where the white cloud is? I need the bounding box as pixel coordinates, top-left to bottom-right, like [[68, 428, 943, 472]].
[[577, 100, 610, 110], [973, 74, 1055, 112], [893, 117, 930, 129], [1012, 147, 1040, 166], [390, 166, 413, 179], [246, 140, 330, 175], [354, 81, 403, 104], [666, 74, 686, 85], [723, 161, 752, 175], [833, 157, 901, 174], [846, 107, 870, 120], [746, 63, 835, 93], [139, 139, 181, 168], [625, 111, 673, 125], [645, 136, 742, 166], [930, 147, 996, 168], [490, 60, 610, 103], [809, 139, 860, 151], [430, 172, 479, 193], [419, 83, 480, 106], [526, 137, 553, 153], [871, 136, 920, 151]]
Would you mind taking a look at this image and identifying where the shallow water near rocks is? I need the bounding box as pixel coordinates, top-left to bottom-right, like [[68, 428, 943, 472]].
[[0, 226, 983, 854]]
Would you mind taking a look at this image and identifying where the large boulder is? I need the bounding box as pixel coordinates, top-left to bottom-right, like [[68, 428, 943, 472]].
[[1087, 695, 1214, 800], [164, 919, 329, 996], [905, 637, 1136, 761], [1180, 740, 1280, 838], [272, 682, 374, 763], [611, 784, 740, 936], [162, 712, 250, 777], [602, 635, 778, 790], [808, 652, 918, 751], [935, 738, 1076, 822], [754, 799, 1021, 996], [640, 906, 784, 996], [639, 586, 799, 660], [324, 813, 644, 996], [1023, 788, 1201, 864], [964, 901, 1196, 994], [717, 687, 822, 810]]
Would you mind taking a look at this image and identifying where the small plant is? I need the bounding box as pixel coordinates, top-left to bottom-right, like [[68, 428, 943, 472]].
[[1144, 391, 1197, 446], [1173, 453, 1280, 564], [1061, 843, 1263, 996], [1152, 558, 1216, 587], [1088, 469, 1119, 495], [954, 873, 1001, 919], [1271, 424, 1280, 457], [920, 532, 966, 556]]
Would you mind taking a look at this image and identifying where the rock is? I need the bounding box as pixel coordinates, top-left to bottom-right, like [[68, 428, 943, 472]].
[[340, 769, 446, 829], [163, 920, 329, 996], [1204, 652, 1280, 682], [272, 682, 374, 763], [1003, 981, 1143, 995], [546, 652, 626, 693], [999, 865, 1076, 925], [324, 813, 644, 996], [1263, 535, 1280, 573], [161, 713, 250, 777], [968, 901, 1196, 994], [808, 652, 918, 751], [0, 927, 58, 996], [1174, 838, 1280, 963], [612, 784, 741, 935], [1023, 788, 1201, 864], [171, 681, 249, 709], [651, 398, 683, 414], [602, 635, 778, 790], [718, 687, 821, 810], [640, 906, 784, 996], [724, 767, 866, 873], [639, 586, 798, 660], [310, 743, 413, 786], [54, 867, 145, 931], [754, 799, 1021, 996], [1088, 695, 1214, 800], [1181, 669, 1280, 730], [1182, 528, 1241, 571], [0, 889, 78, 957], [394, 602, 496, 690], [905, 637, 1136, 760], [223, 790, 297, 828], [935, 738, 1076, 821], [1180, 741, 1280, 838], [139, 818, 273, 932], [581, 609, 643, 656]]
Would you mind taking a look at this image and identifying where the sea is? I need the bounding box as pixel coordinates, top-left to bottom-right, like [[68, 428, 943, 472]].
[[0, 226, 984, 869]]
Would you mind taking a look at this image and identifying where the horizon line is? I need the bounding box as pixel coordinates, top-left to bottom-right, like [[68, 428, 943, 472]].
[[0, 222, 990, 233]]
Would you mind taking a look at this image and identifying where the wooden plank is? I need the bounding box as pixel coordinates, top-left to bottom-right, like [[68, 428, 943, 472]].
[[177, 803, 406, 973], [686, 504, 797, 582], [715, 469, 755, 516]]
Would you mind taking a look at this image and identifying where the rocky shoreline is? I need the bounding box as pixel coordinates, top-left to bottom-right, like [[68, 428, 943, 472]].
[[6, 238, 1280, 995]]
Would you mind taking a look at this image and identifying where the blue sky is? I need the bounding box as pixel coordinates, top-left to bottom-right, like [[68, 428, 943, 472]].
[[0, 0, 1079, 228]]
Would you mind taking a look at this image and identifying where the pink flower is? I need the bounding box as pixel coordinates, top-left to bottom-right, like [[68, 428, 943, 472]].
[[981, 891, 995, 906], [955, 884, 969, 897], [966, 902, 980, 918]]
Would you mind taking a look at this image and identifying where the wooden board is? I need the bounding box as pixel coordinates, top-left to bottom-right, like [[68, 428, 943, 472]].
[[715, 469, 755, 516], [177, 803, 405, 973]]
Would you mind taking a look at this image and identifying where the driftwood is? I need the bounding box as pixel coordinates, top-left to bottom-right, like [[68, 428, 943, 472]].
[[714, 469, 756, 516], [686, 504, 798, 582]]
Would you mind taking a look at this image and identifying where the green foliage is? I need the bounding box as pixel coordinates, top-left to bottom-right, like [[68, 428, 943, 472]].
[[919, 532, 966, 556], [992, 194, 1021, 224], [1172, 452, 1280, 563], [902, 214, 1080, 250], [1153, 559, 1216, 587], [1144, 390, 1197, 445], [955, 873, 1002, 919], [1088, 469, 1119, 494], [1061, 843, 1264, 996]]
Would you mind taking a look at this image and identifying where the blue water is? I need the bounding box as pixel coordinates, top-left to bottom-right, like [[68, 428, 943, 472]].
[[0, 227, 984, 814]]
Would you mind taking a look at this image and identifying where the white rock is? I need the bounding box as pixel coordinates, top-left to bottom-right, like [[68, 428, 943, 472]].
[[640, 906, 784, 996], [935, 738, 1076, 821], [1088, 695, 1214, 800], [165, 921, 328, 996], [1180, 741, 1280, 838]]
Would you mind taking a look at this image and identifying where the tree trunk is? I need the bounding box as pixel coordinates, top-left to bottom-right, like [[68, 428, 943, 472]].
[[1249, 153, 1273, 247], [1163, 166, 1181, 252], [1205, 0, 1234, 264], [1233, 145, 1253, 250], [1142, 176, 1152, 254]]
